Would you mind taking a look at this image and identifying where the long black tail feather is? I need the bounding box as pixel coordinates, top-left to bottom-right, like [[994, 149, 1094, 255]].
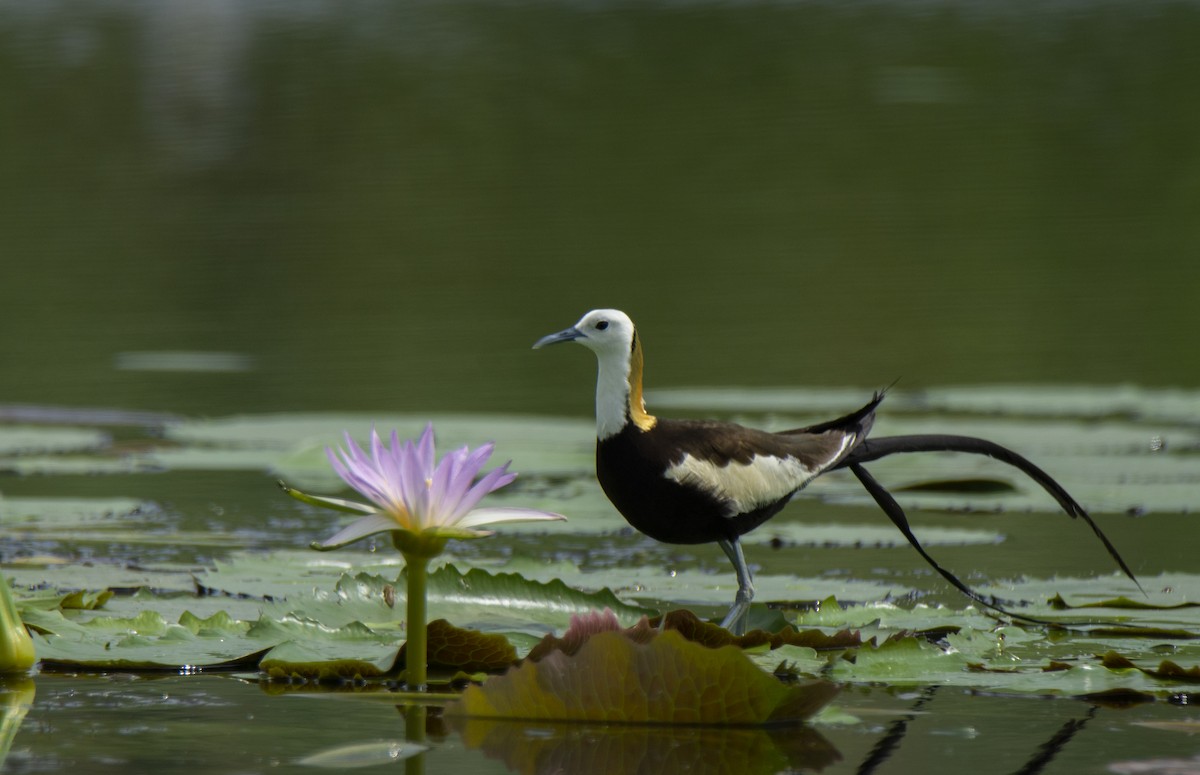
[[848, 463, 1059, 624], [841, 433, 1142, 594]]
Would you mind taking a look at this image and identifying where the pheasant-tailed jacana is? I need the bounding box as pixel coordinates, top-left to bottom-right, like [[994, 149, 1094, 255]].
[[533, 309, 1138, 634]]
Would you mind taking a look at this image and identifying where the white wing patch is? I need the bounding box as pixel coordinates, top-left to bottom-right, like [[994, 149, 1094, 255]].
[[664, 434, 853, 516]]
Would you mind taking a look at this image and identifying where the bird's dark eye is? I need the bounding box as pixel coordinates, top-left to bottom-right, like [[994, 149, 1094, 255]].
[[595, 320, 609, 331]]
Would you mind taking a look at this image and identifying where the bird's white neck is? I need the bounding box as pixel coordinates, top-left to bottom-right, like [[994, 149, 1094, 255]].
[[594, 333, 656, 440]]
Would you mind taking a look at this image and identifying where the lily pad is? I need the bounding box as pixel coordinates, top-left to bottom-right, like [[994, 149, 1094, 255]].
[[26, 607, 271, 671], [400, 618, 517, 672], [489, 558, 905, 612], [742, 521, 1003, 548], [164, 413, 595, 484], [0, 497, 153, 529], [449, 629, 840, 724], [191, 552, 651, 627], [0, 425, 109, 456], [259, 639, 397, 681], [0, 455, 160, 476]]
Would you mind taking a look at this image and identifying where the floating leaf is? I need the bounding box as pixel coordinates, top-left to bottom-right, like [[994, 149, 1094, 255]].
[[1049, 594, 1200, 611], [259, 640, 396, 681], [490, 557, 901, 612], [0, 498, 154, 530], [831, 636, 971, 684], [0, 425, 109, 455], [1098, 651, 1200, 683], [649, 609, 862, 652], [400, 619, 516, 672], [14, 588, 113, 612], [165, 412, 595, 483], [1130, 720, 1200, 734], [525, 608, 860, 664], [196, 555, 651, 631], [742, 521, 1004, 549], [525, 609, 657, 662], [25, 607, 270, 671], [1108, 754, 1200, 775], [449, 630, 839, 724]]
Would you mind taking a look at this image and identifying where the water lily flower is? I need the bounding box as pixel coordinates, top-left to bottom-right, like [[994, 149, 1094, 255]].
[[280, 424, 564, 690], [307, 425, 563, 555]]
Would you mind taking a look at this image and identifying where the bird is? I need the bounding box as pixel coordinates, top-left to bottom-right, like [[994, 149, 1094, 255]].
[[533, 308, 1139, 635]]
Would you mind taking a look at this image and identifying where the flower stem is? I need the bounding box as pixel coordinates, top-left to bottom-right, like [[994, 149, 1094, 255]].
[[403, 553, 430, 691]]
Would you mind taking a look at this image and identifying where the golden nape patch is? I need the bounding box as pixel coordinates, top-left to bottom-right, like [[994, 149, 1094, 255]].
[[628, 334, 658, 431]]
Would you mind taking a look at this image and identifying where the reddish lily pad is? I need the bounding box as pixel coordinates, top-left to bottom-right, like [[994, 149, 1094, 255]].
[[1099, 651, 1200, 683], [449, 629, 839, 724], [400, 618, 517, 672]]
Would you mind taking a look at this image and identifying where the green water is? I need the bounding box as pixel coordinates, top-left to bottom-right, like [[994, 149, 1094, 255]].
[[3, 2, 1200, 773]]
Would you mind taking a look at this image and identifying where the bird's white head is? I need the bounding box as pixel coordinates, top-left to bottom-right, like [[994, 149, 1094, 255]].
[[533, 308, 655, 438], [532, 308, 635, 355]]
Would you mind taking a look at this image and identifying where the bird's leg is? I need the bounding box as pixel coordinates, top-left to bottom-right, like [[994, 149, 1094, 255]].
[[718, 538, 755, 635], [849, 462, 1056, 625]]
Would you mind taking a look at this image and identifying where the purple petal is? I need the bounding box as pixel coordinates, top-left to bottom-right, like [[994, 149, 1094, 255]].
[[456, 463, 517, 515], [426, 446, 465, 519], [399, 438, 429, 519], [416, 423, 437, 479], [327, 437, 391, 511], [314, 514, 400, 549], [456, 442, 495, 481], [430, 445, 483, 520], [455, 507, 566, 530]]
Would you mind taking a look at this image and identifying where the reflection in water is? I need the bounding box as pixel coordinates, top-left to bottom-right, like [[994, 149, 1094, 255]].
[[0, 677, 35, 770], [856, 685, 938, 775], [452, 718, 840, 775], [405, 703, 428, 775], [139, 0, 254, 171]]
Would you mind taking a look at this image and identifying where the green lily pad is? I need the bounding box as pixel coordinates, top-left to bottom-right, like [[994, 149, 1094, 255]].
[[0, 425, 109, 456], [0, 455, 160, 476], [5, 562, 202, 598], [192, 552, 651, 630], [26, 607, 270, 671], [0, 497, 152, 529], [490, 557, 904, 612], [449, 629, 840, 724], [918, 384, 1200, 425], [164, 413, 595, 485], [741, 521, 1003, 548], [648, 384, 1200, 426], [275, 568, 651, 635]]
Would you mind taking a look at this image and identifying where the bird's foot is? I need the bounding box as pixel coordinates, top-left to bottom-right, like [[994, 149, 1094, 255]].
[[720, 596, 752, 636]]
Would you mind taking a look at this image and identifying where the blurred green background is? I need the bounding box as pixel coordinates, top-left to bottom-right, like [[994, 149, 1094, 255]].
[[2, 1, 1197, 421]]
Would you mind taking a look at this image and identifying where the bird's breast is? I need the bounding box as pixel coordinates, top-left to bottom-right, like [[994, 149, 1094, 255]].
[[663, 452, 818, 515]]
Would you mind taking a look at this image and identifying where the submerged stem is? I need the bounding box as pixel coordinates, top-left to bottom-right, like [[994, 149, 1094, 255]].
[[404, 704, 428, 775]]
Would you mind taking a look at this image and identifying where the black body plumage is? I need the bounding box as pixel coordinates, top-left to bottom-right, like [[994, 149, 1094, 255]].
[[596, 394, 881, 545]]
